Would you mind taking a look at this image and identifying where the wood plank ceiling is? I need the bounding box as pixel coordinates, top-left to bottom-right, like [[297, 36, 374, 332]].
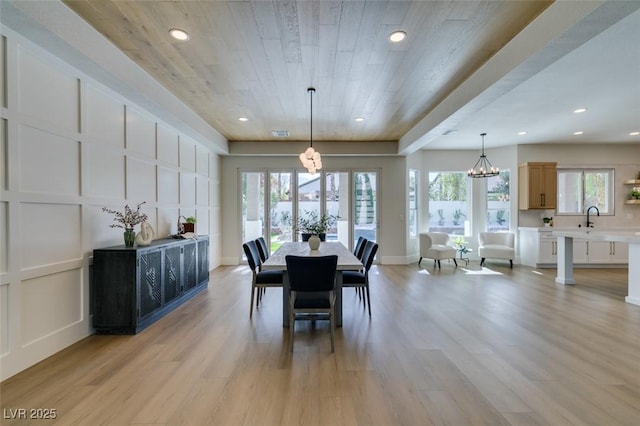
[[62, 0, 551, 143]]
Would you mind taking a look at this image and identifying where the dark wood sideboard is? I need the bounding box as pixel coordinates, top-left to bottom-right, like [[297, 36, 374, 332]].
[[93, 236, 209, 334]]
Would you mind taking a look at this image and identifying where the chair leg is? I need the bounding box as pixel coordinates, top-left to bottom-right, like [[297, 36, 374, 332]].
[[365, 284, 371, 317], [418, 257, 422, 266], [510, 259, 513, 268], [480, 258, 485, 266], [249, 285, 256, 318], [289, 297, 295, 352], [453, 258, 458, 267], [437, 259, 441, 269]]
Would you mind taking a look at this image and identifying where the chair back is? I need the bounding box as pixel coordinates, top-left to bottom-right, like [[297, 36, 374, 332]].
[[427, 232, 449, 246], [361, 241, 378, 272], [255, 237, 269, 262], [353, 236, 367, 260], [285, 255, 338, 293], [479, 232, 515, 248], [242, 240, 262, 271]]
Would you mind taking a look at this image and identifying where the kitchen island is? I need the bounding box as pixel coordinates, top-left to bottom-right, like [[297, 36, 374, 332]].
[[553, 230, 640, 306]]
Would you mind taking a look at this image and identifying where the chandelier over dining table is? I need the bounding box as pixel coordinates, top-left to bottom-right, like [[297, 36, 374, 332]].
[[299, 87, 322, 175]]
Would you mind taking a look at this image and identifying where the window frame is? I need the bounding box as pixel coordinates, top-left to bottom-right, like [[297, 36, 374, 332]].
[[556, 168, 615, 216]]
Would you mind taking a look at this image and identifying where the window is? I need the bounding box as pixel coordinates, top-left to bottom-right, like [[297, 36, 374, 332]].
[[487, 170, 510, 231], [428, 171, 469, 236], [557, 168, 614, 214], [408, 170, 418, 239]]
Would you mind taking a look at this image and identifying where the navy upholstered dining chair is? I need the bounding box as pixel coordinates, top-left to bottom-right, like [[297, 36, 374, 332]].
[[285, 254, 338, 352], [342, 240, 378, 317], [242, 240, 283, 318]]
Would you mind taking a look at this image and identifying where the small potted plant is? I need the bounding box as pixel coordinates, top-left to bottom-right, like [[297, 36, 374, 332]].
[[180, 216, 197, 234], [543, 217, 553, 227], [631, 188, 640, 200], [295, 210, 337, 242]]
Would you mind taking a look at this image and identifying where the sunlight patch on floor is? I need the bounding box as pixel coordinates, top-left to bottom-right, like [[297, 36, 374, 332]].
[[461, 267, 502, 275], [417, 269, 431, 275]]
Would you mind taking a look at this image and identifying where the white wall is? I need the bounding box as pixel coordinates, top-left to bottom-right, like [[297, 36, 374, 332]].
[[0, 27, 221, 380], [220, 155, 408, 265]]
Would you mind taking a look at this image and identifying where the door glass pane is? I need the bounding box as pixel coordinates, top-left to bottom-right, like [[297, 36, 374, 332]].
[[557, 170, 582, 214], [241, 172, 265, 244], [269, 172, 293, 253], [354, 172, 377, 243], [487, 170, 510, 231], [409, 170, 418, 239], [428, 172, 469, 235], [326, 172, 349, 245], [297, 172, 320, 240]]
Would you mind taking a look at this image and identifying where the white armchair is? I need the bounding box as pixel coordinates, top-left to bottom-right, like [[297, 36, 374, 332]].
[[478, 232, 515, 268], [419, 232, 457, 269]]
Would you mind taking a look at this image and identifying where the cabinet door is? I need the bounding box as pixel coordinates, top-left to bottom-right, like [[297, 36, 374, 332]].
[[611, 241, 628, 263], [138, 249, 163, 318], [541, 165, 557, 209], [538, 236, 557, 264], [183, 241, 197, 291], [197, 239, 209, 285], [573, 239, 589, 263], [587, 241, 611, 263], [164, 245, 182, 303]]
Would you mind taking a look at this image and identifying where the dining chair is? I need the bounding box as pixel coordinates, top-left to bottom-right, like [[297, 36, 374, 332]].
[[255, 237, 269, 263], [285, 254, 338, 352], [342, 240, 378, 317], [353, 236, 367, 260], [242, 240, 283, 318], [255, 236, 270, 300]]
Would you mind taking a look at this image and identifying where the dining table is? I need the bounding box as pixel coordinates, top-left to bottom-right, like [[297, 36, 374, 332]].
[[261, 241, 363, 327]]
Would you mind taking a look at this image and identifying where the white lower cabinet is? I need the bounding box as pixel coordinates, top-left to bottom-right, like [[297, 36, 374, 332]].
[[519, 227, 628, 268]]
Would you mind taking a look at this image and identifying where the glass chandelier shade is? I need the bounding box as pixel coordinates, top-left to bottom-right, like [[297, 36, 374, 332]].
[[300, 87, 322, 175], [468, 133, 499, 178]]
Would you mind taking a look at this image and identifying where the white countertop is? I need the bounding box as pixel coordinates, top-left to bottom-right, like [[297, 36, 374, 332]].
[[552, 229, 640, 243]]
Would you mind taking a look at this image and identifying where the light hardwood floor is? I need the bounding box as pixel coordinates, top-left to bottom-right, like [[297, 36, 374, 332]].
[[2, 262, 640, 425]]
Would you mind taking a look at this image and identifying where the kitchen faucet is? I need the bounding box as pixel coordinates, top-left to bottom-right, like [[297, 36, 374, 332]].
[[586, 205, 599, 228]]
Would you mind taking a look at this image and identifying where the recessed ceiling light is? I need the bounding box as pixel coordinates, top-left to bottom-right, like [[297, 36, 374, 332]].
[[355, 117, 365, 122], [574, 131, 584, 135], [389, 31, 406, 43], [517, 131, 527, 136], [271, 130, 290, 137], [169, 28, 190, 41], [573, 108, 587, 113], [238, 117, 248, 122], [630, 131, 640, 136]]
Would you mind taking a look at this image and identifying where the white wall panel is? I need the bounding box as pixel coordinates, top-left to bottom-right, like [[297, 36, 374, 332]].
[[86, 84, 125, 147], [196, 147, 209, 177], [0, 284, 8, 356], [17, 48, 78, 132], [126, 108, 155, 158], [19, 125, 80, 196], [126, 157, 156, 203], [0, 202, 7, 273], [197, 175, 209, 206], [196, 208, 210, 236], [20, 203, 81, 269], [180, 136, 196, 171], [89, 204, 127, 249], [158, 166, 179, 204], [87, 144, 125, 199], [21, 269, 82, 345], [158, 207, 179, 237], [0, 35, 5, 108], [157, 124, 179, 167], [1, 119, 6, 190], [180, 172, 196, 206]]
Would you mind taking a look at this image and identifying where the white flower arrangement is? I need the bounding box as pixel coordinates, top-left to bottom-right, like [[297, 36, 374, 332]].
[[102, 202, 148, 229]]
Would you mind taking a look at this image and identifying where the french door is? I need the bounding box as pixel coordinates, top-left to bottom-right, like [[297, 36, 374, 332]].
[[241, 170, 378, 257]]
